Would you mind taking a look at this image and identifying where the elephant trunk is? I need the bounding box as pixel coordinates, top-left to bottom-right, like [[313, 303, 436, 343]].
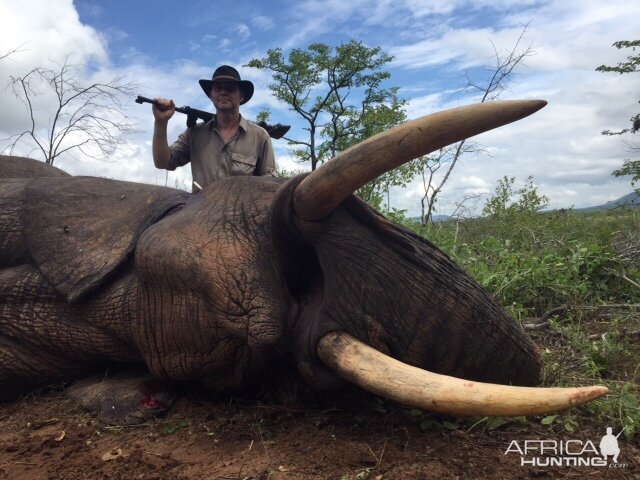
[[318, 332, 608, 416]]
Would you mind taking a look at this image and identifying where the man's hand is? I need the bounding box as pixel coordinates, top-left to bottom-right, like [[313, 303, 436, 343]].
[[152, 98, 176, 123]]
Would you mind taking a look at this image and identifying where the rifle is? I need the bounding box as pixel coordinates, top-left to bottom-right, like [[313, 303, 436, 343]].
[[615, 426, 627, 439], [135, 96, 290, 140]]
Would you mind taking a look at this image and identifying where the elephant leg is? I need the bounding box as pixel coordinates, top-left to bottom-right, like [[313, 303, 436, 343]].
[[0, 264, 139, 401]]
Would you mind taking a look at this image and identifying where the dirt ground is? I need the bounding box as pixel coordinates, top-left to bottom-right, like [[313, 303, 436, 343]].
[[0, 384, 638, 480]]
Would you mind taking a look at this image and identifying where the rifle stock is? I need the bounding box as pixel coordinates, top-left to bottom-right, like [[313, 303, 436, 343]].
[[135, 96, 290, 139]]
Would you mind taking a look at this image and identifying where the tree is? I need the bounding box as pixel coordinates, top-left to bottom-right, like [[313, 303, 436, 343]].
[[3, 58, 138, 166], [596, 40, 640, 192], [419, 24, 535, 223], [481, 176, 550, 250], [247, 41, 405, 169], [482, 176, 549, 219], [247, 41, 413, 211]]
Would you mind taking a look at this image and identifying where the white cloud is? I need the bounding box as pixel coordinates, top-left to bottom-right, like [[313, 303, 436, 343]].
[[280, 0, 367, 48], [235, 24, 251, 41], [189, 34, 218, 52], [380, 0, 640, 217], [460, 175, 490, 189], [405, 0, 461, 16], [405, 92, 451, 119], [250, 15, 275, 31], [390, 25, 538, 70], [0, 0, 107, 71]]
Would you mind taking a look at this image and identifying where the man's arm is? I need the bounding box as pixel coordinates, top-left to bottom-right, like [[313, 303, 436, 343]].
[[152, 98, 176, 170]]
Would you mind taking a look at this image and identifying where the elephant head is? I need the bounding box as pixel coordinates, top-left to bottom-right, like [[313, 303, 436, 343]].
[[0, 101, 607, 416], [273, 100, 607, 415]]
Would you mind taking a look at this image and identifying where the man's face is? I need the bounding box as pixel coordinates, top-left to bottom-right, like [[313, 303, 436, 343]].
[[210, 82, 244, 112]]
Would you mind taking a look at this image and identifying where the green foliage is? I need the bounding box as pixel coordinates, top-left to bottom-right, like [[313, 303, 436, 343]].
[[247, 41, 413, 211], [410, 177, 639, 314], [591, 383, 640, 442], [613, 159, 640, 191], [482, 175, 549, 219], [543, 315, 640, 439], [160, 417, 189, 435], [246, 41, 405, 170], [597, 39, 639, 193], [384, 207, 409, 224], [596, 40, 640, 75], [462, 239, 628, 314], [255, 109, 271, 124], [275, 165, 306, 178]]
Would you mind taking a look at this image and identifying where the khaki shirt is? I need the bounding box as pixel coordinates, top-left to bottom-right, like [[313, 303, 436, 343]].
[[168, 115, 275, 192]]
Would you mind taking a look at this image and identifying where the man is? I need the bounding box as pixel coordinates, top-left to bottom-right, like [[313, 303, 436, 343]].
[[152, 65, 275, 192]]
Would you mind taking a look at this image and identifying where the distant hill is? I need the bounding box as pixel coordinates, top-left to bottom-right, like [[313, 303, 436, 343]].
[[574, 191, 639, 212], [407, 214, 449, 223], [404, 192, 639, 223]]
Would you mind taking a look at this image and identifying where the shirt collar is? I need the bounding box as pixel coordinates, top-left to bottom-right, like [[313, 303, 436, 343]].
[[238, 115, 249, 132], [206, 114, 248, 132]]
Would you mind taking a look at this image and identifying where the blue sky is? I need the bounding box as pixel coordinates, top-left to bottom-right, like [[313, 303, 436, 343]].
[[1, 0, 638, 216]]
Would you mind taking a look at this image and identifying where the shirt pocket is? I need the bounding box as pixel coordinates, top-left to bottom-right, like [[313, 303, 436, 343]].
[[229, 152, 257, 176]]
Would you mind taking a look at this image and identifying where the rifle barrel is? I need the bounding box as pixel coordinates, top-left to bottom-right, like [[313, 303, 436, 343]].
[[134, 95, 290, 139], [135, 96, 190, 115]]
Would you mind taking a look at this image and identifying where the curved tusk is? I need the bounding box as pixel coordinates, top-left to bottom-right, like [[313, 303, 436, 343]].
[[317, 332, 608, 417], [294, 99, 547, 221]]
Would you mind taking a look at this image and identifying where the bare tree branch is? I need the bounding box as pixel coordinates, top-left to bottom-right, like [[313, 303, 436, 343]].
[[2, 57, 139, 165], [418, 23, 535, 223], [0, 42, 29, 61]]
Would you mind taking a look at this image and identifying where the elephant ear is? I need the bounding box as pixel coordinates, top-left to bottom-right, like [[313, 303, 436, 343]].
[[24, 177, 190, 302]]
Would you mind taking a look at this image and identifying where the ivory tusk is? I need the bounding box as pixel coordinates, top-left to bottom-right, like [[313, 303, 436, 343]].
[[294, 100, 547, 221], [317, 331, 608, 417]]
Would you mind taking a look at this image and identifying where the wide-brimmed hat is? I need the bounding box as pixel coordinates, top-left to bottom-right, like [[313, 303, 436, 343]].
[[199, 65, 254, 105]]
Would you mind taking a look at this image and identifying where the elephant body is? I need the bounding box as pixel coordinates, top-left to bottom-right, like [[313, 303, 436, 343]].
[[0, 153, 541, 403], [1, 158, 291, 397], [3, 101, 609, 417]]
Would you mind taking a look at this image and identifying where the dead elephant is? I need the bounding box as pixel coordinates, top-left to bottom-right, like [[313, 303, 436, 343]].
[[0, 101, 607, 419]]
